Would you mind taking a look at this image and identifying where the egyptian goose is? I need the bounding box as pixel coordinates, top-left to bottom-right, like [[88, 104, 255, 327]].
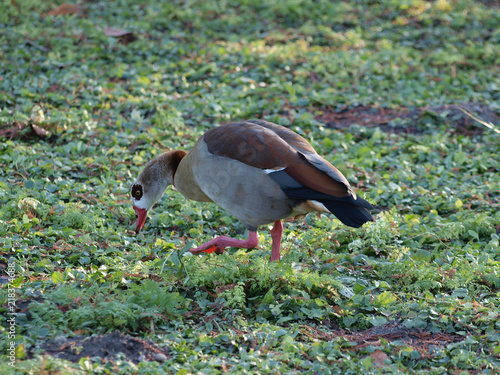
[[131, 119, 374, 261]]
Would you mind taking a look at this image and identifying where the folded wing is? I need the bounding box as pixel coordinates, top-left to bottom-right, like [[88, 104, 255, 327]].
[[203, 120, 374, 228]]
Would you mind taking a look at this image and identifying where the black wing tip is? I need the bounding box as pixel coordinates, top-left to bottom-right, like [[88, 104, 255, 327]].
[[269, 170, 375, 228], [354, 196, 374, 210], [323, 202, 374, 228]]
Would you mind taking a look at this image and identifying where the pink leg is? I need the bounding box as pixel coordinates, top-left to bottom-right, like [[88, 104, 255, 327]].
[[189, 231, 259, 255], [270, 220, 283, 262]]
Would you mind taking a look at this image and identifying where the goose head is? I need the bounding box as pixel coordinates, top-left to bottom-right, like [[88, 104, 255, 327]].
[[131, 150, 186, 233]]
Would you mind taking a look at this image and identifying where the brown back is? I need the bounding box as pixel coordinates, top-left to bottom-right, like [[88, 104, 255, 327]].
[[203, 121, 350, 197]]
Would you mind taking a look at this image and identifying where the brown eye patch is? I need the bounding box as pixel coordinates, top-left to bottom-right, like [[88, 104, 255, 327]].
[[131, 184, 143, 200]]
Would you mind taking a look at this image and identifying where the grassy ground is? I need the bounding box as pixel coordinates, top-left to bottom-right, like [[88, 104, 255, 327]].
[[1, 0, 499, 374]]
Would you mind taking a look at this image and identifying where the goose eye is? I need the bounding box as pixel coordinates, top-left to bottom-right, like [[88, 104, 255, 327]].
[[131, 184, 143, 200]]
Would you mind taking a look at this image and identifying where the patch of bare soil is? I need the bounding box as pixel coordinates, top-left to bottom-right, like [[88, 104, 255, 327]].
[[316, 103, 499, 136], [301, 321, 463, 358], [31, 322, 464, 365], [36, 331, 170, 364]]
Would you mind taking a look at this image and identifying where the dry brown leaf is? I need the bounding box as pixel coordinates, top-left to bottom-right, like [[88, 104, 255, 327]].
[[104, 27, 132, 37], [332, 305, 344, 314], [0, 123, 24, 138], [102, 27, 136, 44], [221, 359, 229, 373], [370, 349, 388, 367], [43, 3, 81, 17], [32, 124, 50, 138]]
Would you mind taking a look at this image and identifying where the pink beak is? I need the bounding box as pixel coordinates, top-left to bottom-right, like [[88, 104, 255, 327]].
[[133, 205, 148, 233]]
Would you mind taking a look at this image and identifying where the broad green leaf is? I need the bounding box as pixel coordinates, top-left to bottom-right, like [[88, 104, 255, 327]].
[[51, 271, 64, 284], [375, 291, 397, 308], [452, 288, 468, 298], [369, 316, 388, 326], [137, 76, 151, 85], [262, 288, 275, 304], [12, 276, 24, 288], [412, 249, 432, 262]]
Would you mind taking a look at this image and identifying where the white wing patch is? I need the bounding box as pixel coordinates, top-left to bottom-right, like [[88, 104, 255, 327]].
[[308, 200, 330, 213], [291, 200, 331, 216], [264, 167, 286, 174]]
